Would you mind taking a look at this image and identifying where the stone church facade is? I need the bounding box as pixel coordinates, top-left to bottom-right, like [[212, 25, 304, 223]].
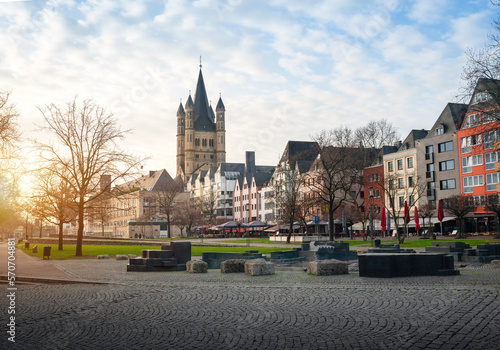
[[176, 67, 226, 181]]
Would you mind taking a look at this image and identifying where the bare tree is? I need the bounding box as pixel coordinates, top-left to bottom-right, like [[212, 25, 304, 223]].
[[199, 188, 217, 225], [461, 1, 500, 115], [485, 194, 500, 236], [33, 168, 77, 250], [0, 90, 20, 161], [443, 195, 475, 238], [272, 161, 304, 243], [376, 172, 426, 244], [35, 98, 144, 256], [355, 119, 399, 149], [156, 178, 183, 238], [308, 127, 368, 241], [0, 90, 21, 232], [174, 198, 201, 236], [419, 202, 435, 236]]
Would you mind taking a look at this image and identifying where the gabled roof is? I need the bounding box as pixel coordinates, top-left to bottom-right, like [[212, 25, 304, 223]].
[[466, 78, 500, 114], [253, 171, 273, 187], [399, 129, 429, 151], [115, 169, 174, 193], [219, 163, 245, 173], [280, 141, 319, 169], [426, 103, 467, 136], [371, 145, 399, 166]]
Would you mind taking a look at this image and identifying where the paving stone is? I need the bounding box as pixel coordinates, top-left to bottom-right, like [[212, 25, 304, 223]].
[[244, 258, 275, 276], [2, 258, 499, 350], [186, 260, 208, 273]]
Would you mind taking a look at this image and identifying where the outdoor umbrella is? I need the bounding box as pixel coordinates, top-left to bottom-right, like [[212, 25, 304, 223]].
[[404, 201, 410, 237], [437, 199, 444, 235], [404, 201, 410, 224], [380, 207, 387, 236], [414, 206, 421, 233]]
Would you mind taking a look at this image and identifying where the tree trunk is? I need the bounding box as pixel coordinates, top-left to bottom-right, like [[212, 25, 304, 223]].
[[58, 220, 63, 251], [167, 215, 171, 239], [76, 200, 84, 256], [328, 207, 335, 241], [286, 216, 293, 244]]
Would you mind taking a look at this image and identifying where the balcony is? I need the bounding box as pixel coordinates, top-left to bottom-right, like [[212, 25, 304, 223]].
[[425, 152, 434, 162], [426, 171, 434, 180]]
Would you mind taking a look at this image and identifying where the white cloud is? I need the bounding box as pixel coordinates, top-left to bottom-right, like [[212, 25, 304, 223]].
[[0, 0, 495, 180]]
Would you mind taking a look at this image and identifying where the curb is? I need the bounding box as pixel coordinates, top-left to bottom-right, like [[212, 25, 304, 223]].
[[0, 274, 114, 285]]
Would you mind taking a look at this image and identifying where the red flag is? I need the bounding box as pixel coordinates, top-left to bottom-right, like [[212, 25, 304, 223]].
[[414, 206, 421, 231], [437, 200, 444, 222], [381, 207, 387, 232], [404, 201, 410, 224]]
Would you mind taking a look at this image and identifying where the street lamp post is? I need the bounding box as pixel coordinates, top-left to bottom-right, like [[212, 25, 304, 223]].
[[369, 187, 374, 247]]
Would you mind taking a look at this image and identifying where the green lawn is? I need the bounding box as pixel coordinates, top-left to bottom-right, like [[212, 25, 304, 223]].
[[16, 244, 293, 259]]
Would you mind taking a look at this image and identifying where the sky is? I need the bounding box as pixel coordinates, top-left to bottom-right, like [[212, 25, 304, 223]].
[[0, 0, 497, 183]]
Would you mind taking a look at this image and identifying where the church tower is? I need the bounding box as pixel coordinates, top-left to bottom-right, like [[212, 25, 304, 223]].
[[176, 64, 226, 180]]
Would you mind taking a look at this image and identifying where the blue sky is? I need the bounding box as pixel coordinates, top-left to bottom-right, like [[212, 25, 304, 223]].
[[0, 0, 497, 179]]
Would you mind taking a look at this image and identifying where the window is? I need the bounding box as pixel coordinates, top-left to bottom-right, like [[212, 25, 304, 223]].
[[398, 196, 404, 207], [409, 195, 415, 206], [438, 141, 453, 153], [389, 179, 394, 189], [483, 109, 499, 124], [407, 157, 413, 168], [463, 175, 484, 193], [462, 157, 472, 174], [397, 159, 403, 170], [461, 135, 483, 153], [463, 113, 480, 128], [425, 145, 434, 154], [472, 91, 491, 104], [388, 162, 393, 172], [484, 129, 500, 149], [398, 178, 404, 189], [485, 151, 500, 170], [440, 179, 456, 190], [473, 195, 485, 207], [462, 155, 482, 173], [486, 173, 500, 191], [439, 160, 455, 171], [408, 176, 414, 187], [435, 125, 444, 135]]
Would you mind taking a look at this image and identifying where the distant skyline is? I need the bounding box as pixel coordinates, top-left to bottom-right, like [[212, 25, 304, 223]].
[[0, 0, 497, 180]]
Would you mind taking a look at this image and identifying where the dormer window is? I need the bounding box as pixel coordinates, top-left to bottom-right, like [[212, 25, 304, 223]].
[[463, 114, 480, 128], [435, 124, 444, 135], [472, 91, 491, 104]]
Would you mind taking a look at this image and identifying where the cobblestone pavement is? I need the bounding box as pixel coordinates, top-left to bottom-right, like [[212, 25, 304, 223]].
[[2, 258, 500, 350]]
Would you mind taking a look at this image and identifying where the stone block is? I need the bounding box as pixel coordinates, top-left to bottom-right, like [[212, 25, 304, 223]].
[[97, 254, 109, 259], [245, 259, 275, 276], [128, 254, 137, 259], [116, 254, 128, 260], [491, 260, 500, 265], [220, 259, 246, 273], [186, 260, 208, 273], [308, 259, 348, 276]]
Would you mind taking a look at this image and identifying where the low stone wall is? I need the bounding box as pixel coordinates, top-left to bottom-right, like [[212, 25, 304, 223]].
[[308, 259, 348, 275], [244, 259, 275, 276], [23, 238, 163, 247]]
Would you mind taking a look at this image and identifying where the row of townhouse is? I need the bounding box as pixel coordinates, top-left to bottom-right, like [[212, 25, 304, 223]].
[[188, 78, 500, 233], [364, 79, 500, 233], [86, 170, 188, 238], [186, 151, 274, 223]]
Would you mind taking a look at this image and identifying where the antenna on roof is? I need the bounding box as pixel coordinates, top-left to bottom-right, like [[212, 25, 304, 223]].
[[200, 55, 202, 69]]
